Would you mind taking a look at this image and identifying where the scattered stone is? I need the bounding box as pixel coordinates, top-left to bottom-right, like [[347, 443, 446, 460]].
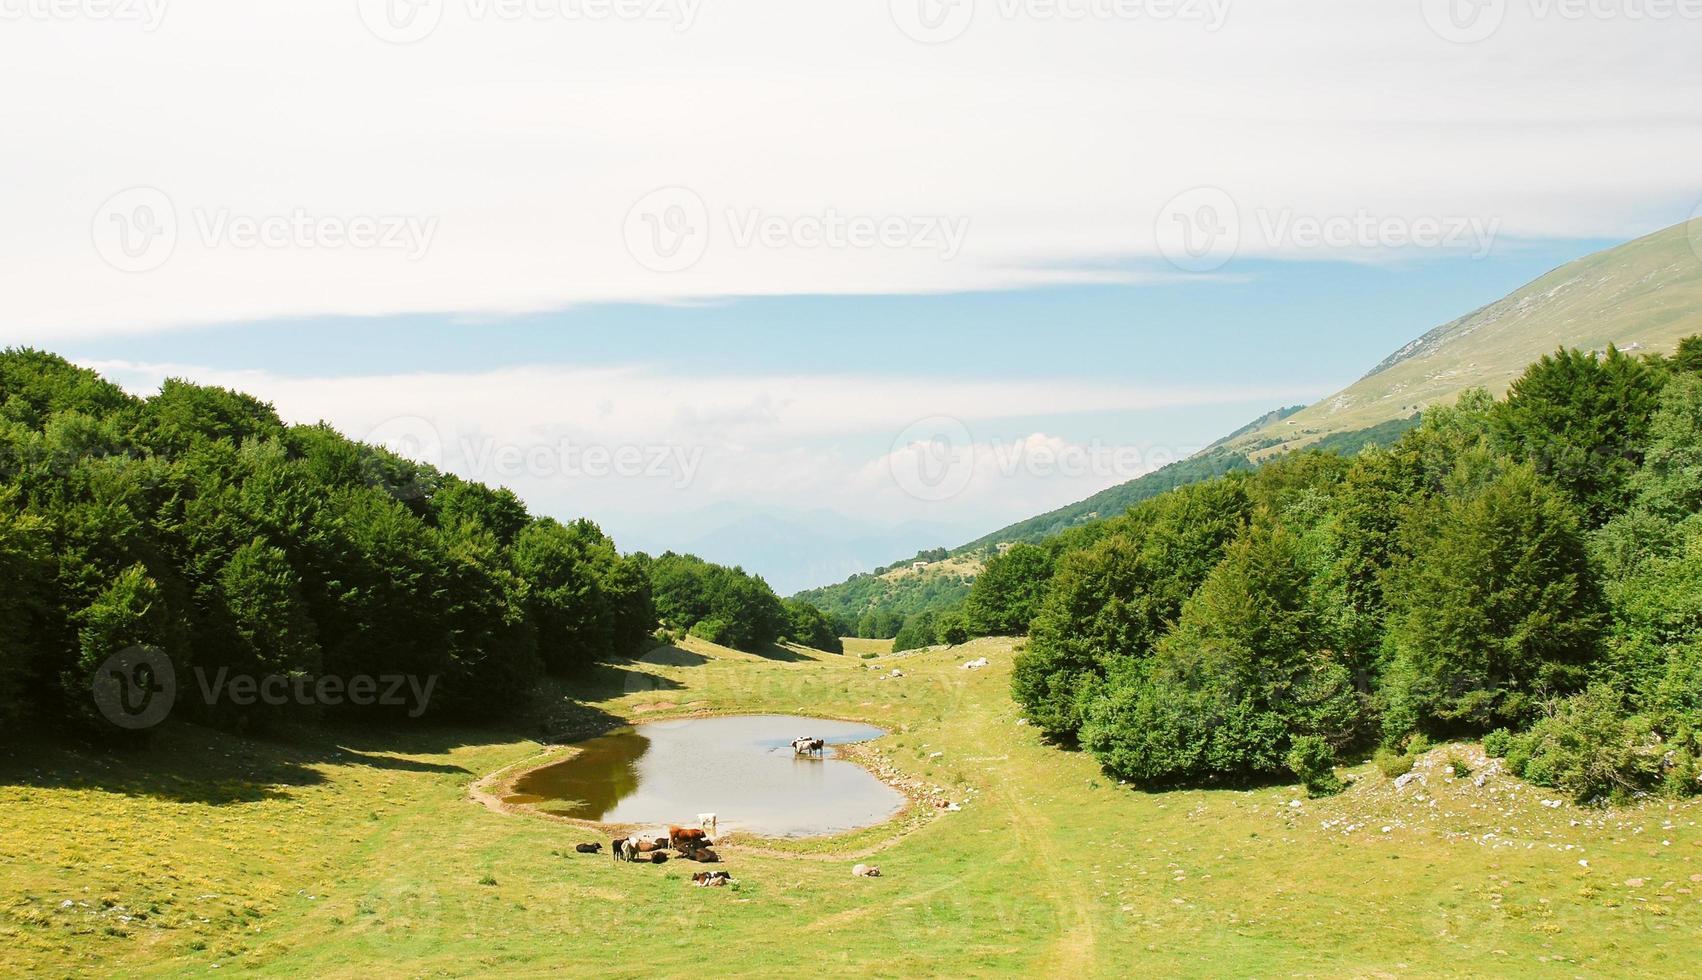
[[1394, 772, 1425, 791]]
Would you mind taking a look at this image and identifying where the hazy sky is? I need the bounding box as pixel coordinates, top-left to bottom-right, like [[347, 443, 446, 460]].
[[4, 1, 1699, 588]]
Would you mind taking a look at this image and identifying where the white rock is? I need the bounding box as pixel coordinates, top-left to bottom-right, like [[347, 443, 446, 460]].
[[1394, 772, 1426, 791]]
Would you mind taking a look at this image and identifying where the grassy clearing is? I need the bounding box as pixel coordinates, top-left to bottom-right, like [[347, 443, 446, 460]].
[[4, 636, 1702, 976], [840, 637, 893, 658]]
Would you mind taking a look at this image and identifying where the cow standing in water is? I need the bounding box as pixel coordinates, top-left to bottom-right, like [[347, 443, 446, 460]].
[[792, 737, 825, 757]]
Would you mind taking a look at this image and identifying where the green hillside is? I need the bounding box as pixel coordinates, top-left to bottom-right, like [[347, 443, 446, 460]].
[[803, 219, 1702, 623], [1233, 218, 1702, 457]]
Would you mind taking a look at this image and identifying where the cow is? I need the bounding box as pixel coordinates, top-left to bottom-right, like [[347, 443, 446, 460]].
[[575, 842, 602, 854], [851, 864, 881, 877], [632, 838, 665, 854], [610, 838, 629, 863], [691, 870, 733, 887], [669, 826, 708, 850], [697, 812, 718, 837], [792, 737, 825, 757], [683, 846, 720, 863]]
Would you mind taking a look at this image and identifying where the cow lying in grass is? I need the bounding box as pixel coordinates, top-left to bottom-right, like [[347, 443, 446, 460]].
[[574, 842, 601, 854], [691, 870, 733, 887]]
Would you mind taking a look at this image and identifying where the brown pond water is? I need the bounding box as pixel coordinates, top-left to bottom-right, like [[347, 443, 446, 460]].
[[505, 715, 903, 838]]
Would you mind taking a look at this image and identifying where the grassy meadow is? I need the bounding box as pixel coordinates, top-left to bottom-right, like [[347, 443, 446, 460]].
[[5, 636, 1702, 977]]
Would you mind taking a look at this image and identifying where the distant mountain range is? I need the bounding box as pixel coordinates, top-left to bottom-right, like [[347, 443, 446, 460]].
[[794, 218, 1702, 614]]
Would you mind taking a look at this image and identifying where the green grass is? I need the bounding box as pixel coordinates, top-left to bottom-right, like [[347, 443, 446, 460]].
[[4, 635, 1702, 976]]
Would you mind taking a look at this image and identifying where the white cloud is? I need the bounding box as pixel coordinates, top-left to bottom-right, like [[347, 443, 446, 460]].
[[4, 1, 1699, 340], [84, 359, 1321, 529]]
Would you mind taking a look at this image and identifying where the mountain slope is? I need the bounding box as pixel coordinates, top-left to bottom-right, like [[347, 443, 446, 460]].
[[1230, 218, 1702, 457], [796, 218, 1702, 615]]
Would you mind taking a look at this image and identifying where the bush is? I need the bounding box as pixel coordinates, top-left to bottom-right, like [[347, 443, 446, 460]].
[[1447, 753, 1473, 778], [687, 617, 734, 646], [1505, 685, 1661, 803], [1374, 748, 1415, 779], [1482, 728, 1514, 758], [1286, 735, 1344, 797]]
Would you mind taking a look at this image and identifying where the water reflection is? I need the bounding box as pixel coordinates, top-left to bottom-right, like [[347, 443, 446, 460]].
[[506, 715, 903, 837]]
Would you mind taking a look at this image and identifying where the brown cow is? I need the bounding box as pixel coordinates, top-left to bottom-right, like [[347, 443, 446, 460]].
[[683, 846, 720, 863], [692, 870, 733, 887], [669, 826, 708, 850]]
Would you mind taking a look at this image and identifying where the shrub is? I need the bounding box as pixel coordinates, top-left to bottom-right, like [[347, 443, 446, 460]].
[[1374, 748, 1415, 779], [1286, 735, 1344, 797], [937, 612, 971, 646], [1447, 753, 1473, 778], [687, 617, 734, 646], [1482, 728, 1514, 758], [1505, 685, 1661, 803]]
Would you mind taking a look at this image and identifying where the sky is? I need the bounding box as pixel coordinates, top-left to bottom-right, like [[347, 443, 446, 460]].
[[3, 1, 1700, 591]]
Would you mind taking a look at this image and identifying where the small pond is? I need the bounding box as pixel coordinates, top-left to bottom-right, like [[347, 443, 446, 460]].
[[505, 715, 904, 838]]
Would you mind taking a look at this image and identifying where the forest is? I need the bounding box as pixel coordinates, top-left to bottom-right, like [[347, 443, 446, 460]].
[[898, 340, 1702, 804], [0, 350, 827, 735]]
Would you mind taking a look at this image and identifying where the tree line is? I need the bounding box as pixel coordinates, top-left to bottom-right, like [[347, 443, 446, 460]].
[[0, 351, 835, 736], [939, 339, 1702, 803]]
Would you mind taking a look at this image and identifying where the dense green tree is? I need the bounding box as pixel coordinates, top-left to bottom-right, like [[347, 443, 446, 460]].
[[646, 551, 783, 653], [963, 543, 1053, 636], [1490, 346, 1662, 525], [1080, 522, 1359, 785], [1381, 464, 1604, 738], [1013, 478, 1250, 739], [892, 610, 940, 653], [781, 598, 844, 653]]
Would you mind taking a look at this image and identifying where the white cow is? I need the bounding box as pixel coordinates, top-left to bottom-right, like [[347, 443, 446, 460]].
[[698, 812, 717, 837]]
